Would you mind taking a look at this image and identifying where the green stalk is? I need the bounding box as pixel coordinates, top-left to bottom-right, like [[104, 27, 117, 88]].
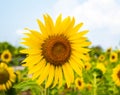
[[93, 73, 97, 95], [44, 88, 47, 95]]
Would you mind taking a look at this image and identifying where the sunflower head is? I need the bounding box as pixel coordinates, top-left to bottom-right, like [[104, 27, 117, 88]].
[[75, 77, 84, 90], [84, 62, 91, 71], [96, 63, 106, 74], [110, 52, 118, 63], [98, 54, 105, 62], [0, 62, 16, 91], [112, 64, 120, 86], [106, 47, 112, 53], [104, 61, 109, 66], [1, 50, 12, 63], [21, 14, 91, 88], [86, 83, 92, 90]]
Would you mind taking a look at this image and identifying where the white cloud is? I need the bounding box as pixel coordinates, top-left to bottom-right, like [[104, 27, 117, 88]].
[[53, 0, 120, 49], [16, 29, 29, 36], [16, 29, 24, 36]]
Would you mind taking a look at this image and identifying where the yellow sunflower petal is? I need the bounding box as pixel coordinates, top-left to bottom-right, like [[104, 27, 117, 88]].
[[69, 30, 88, 41], [37, 19, 48, 36], [6, 81, 10, 89], [37, 63, 50, 85], [65, 63, 74, 83], [0, 85, 3, 90], [45, 65, 54, 88], [25, 28, 42, 39], [20, 49, 41, 55], [45, 14, 54, 32], [63, 17, 75, 34], [62, 64, 71, 88], [52, 66, 59, 88], [68, 22, 83, 37], [54, 14, 62, 34], [55, 14, 62, 27], [2, 84, 6, 91], [28, 59, 45, 74], [21, 41, 41, 49], [23, 55, 43, 68], [57, 16, 70, 34], [32, 59, 46, 80], [69, 59, 82, 77], [58, 66, 63, 88]]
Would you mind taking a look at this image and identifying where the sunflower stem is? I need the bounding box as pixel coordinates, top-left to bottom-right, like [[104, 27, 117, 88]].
[[93, 73, 97, 95], [44, 87, 49, 95], [44, 88, 47, 95]]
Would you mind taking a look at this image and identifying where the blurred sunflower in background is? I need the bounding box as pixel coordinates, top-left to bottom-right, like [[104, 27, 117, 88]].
[[85, 83, 92, 91], [112, 64, 120, 86], [106, 47, 112, 53], [110, 52, 118, 63], [75, 77, 84, 90], [21, 14, 91, 88], [0, 62, 16, 91], [1, 50, 12, 63], [96, 63, 106, 74], [84, 62, 91, 71], [98, 54, 105, 62]]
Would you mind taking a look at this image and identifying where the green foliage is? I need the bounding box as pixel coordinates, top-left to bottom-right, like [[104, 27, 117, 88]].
[[13, 79, 41, 95], [0, 42, 15, 54]]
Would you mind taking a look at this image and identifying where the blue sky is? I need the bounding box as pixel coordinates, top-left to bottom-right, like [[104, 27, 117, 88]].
[[0, 0, 120, 50]]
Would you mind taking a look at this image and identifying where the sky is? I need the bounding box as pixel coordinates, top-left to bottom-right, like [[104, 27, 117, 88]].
[[0, 0, 120, 50]]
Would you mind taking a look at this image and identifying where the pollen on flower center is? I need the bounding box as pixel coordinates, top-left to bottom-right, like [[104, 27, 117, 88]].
[[42, 35, 71, 66], [0, 68, 9, 84]]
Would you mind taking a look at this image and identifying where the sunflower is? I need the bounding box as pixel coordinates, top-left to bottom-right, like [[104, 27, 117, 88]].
[[98, 54, 105, 62], [110, 52, 118, 63], [112, 64, 120, 86], [96, 63, 106, 74], [106, 47, 112, 53], [1, 50, 12, 63], [75, 77, 84, 90], [21, 14, 91, 88], [0, 62, 16, 91], [86, 83, 92, 90], [104, 61, 109, 66], [84, 62, 91, 71]]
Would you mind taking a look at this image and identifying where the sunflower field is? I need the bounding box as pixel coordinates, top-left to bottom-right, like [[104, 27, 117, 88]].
[[0, 15, 120, 95]]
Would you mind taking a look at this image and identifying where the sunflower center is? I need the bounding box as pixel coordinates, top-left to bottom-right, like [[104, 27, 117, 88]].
[[117, 70, 120, 80], [85, 65, 87, 69], [112, 55, 115, 59], [0, 68, 9, 84], [101, 56, 104, 59], [4, 54, 9, 59], [78, 80, 82, 86], [42, 35, 71, 66]]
